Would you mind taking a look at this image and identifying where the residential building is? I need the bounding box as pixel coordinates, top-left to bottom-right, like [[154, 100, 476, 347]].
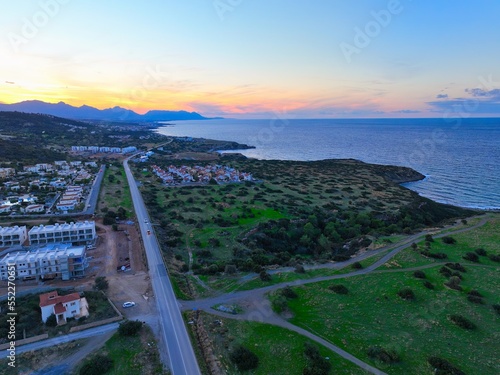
[[0, 244, 88, 281], [39, 290, 89, 324], [0, 168, 15, 178], [0, 205, 11, 214], [24, 204, 45, 213], [0, 226, 27, 247], [28, 221, 96, 245]]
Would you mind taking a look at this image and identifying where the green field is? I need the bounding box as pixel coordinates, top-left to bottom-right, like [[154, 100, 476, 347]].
[[98, 164, 133, 215], [284, 215, 500, 375], [192, 312, 370, 375]]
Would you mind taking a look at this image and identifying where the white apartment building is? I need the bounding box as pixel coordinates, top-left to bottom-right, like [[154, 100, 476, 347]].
[[0, 226, 27, 247], [28, 221, 96, 245], [0, 244, 88, 281]]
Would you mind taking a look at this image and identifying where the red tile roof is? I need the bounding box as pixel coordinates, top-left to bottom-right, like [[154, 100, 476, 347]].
[[39, 291, 80, 307], [54, 303, 66, 314]]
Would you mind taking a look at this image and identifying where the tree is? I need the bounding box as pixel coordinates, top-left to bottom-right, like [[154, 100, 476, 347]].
[[94, 276, 109, 291], [442, 236, 457, 244], [230, 345, 259, 371], [79, 354, 114, 375], [45, 314, 57, 327], [259, 270, 271, 281], [463, 252, 479, 262], [397, 287, 415, 301], [118, 320, 143, 336]]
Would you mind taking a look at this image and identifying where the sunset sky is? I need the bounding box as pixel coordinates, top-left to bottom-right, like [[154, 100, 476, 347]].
[[1, 0, 500, 118]]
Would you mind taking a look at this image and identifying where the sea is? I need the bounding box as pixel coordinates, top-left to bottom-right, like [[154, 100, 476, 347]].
[[156, 118, 500, 210]]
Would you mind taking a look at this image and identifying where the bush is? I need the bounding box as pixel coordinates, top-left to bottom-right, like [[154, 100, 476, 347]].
[[493, 304, 500, 316], [303, 342, 331, 375], [475, 248, 487, 256], [281, 286, 298, 299], [445, 262, 466, 273], [467, 295, 484, 304], [45, 314, 57, 327], [259, 271, 271, 281], [463, 252, 479, 262], [488, 254, 500, 262], [421, 250, 447, 259], [425, 234, 434, 242], [423, 281, 435, 290], [397, 287, 415, 301], [230, 345, 259, 371], [442, 236, 457, 244], [294, 264, 305, 274], [118, 320, 143, 336], [428, 356, 465, 375], [351, 261, 363, 269], [328, 284, 348, 295], [439, 266, 452, 278], [94, 276, 109, 291], [79, 354, 114, 375], [413, 270, 426, 279], [445, 276, 462, 291], [367, 346, 400, 364], [468, 290, 483, 297], [449, 314, 476, 330]]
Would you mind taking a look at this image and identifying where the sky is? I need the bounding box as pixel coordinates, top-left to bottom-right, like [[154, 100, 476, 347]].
[[1, 0, 500, 118]]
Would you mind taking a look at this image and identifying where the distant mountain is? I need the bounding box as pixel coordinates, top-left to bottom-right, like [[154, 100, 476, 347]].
[[0, 100, 208, 122]]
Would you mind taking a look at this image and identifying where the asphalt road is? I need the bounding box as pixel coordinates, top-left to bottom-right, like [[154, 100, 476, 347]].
[[123, 158, 201, 375]]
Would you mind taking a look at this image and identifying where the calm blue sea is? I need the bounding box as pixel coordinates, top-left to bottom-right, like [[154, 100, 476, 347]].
[[157, 118, 500, 210]]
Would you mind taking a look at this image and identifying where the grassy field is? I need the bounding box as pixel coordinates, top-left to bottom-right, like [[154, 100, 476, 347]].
[[98, 164, 133, 216], [76, 325, 167, 375], [192, 312, 370, 375], [284, 215, 500, 375]]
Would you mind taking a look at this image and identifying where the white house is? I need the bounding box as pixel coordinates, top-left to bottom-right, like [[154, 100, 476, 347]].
[[24, 204, 45, 213], [39, 290, 89, 325]]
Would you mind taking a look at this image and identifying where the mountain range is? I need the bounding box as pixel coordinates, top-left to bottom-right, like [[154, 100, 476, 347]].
[[0, 100, 209, 122]]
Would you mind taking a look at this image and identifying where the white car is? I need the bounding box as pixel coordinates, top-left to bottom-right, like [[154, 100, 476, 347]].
[[123, 301, 136, 308]]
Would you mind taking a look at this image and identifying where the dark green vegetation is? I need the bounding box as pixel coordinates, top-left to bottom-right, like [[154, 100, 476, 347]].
[[135, 155, 474, 297], [0, 112, 163, 163], [79, 354, 114, 375], [0, 290, 118, 341], [283, 215, 499, 374], [118, 320, 143, 336], [98, 163, 133, 220]]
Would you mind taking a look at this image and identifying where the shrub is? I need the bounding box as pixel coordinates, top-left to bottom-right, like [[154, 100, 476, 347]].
[[468, 290, 483, 297], [413, 270, 426, 279], [439, 266, 452, 278], [463, 252, 479, 262], [45, 314, 57, 327], [294, 264, 305, 274], [467, 295, 484, 304], [281, 286, 298, 299], [271, 295, 288, 313], [367, 346, 400, 364], [94, 276, 109, 291], [425, 234, 434, 242], [351, 261, 363, 269], [493, 304, 500, 315], [488, 254, 500, 262], [445, 276, 462, 291], [423, 281, 435, 290], [449, 314, 476, 330], [428, 356, 465, 375], [421, 250, 447, 259], [224, 264, 237, 274], [328, 284, 348, 295], [259, 271, 271, 281], [397, 287, 415, 301], [118, 320, 143, 336], [303, 342, 331, 375], [442, 236, 457, 244], [79, 354, 114, 375], [230, 345, 259, 371], [475, 248, 487, 256], [445, 262, 466, 273]]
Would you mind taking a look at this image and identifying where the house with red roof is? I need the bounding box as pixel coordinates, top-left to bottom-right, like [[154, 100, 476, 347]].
[[39, 290, 89, 325]]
